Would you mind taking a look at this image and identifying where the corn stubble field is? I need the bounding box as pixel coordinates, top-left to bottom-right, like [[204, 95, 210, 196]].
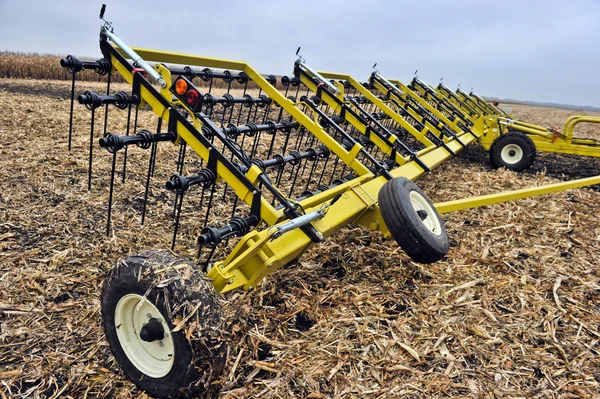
[[0, 74, 600, 399]]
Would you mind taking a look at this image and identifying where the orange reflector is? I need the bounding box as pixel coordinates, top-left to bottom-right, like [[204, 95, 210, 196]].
[[175, 79, 188, 96]]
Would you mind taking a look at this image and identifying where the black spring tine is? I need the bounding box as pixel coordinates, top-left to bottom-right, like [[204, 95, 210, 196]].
[[299, 135, 317, 178], [239, 100, 255, 150], [280, 118, 295, 155], [200, 180, 218, 246], [274, 122, 297, 190], [171, 192, 184, 250], [172, 143, 187, 218], [339, 162, 348, 181], [102, 71, 111, 136], [328, 156, 341, 186], [141, 141, 156, 225], [67, 72, 76, 152], [265, 128, 278, 160], [87, 108, 96, 190], [123, 103, 139, 183], [150, 118, 162, 177], [249, 130, 262, 159], [204, 180, 217, 226], [274, 165, 286, 201], [288, 162, 302, 198], [237, 80, 249, 124], [247, 88, 264, 157], [176, 141, 187, 174], [200, 245, 218, 272], [149, 143, 158, 178], [294, 84, 301, 101], [219, 84, 238, 200], [225, 194, 241, 247], [316, 154, 329, 187], [172, 192, 180, 219], [121, 101, 133, 184], [106, 150, 117, 236], [303, 125, 316, 149], [199, 184, 208, 209], [293, 125, 305, 150], [305, 156, 319, 192]]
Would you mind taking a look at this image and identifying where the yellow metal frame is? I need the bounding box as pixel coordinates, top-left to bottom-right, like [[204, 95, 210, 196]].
[[412, 80, 600, 159], [294, 72, 409, 167], [105, 41, 480, 293], [388, 78, 465, 134], [408, 79, 475, 127], [103, 38, 600, 294], [479, 116, 600, 157]]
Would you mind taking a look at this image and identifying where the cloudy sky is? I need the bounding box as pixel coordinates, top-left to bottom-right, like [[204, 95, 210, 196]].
[[1, 0, 598, 106]]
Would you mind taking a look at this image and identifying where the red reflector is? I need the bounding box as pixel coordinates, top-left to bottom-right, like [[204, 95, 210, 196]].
[[185, 89, 199, 106]]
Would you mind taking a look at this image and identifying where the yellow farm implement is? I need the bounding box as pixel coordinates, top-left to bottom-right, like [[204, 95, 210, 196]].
[[57, 5, 599, 398]]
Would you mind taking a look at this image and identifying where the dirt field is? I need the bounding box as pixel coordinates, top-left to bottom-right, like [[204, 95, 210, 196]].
[[1, 78, 600, 398]]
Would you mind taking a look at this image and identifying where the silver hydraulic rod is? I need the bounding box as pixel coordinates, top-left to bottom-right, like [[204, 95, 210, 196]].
[[101, 27, 167, 88], [270, 208, 326, 239], [440, 83, 460, 99], [373, 72, 404, 96], [296, 59, 341, 95]]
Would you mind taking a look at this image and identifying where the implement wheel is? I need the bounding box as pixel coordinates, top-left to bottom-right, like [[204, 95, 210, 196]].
[[378, 177, 449, 264], [101, 250, 226, 398], [489, 132, 536, 172]]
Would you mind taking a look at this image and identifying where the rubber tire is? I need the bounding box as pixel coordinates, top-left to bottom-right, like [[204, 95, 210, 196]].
[[378, 177, 449, 264], [101, 250, 226, 398], [489, 132, 536, 172]]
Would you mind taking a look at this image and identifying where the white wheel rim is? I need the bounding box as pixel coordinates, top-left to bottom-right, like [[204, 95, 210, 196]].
[[114, 294, 175, 378], [500, 144, 523, 165], [409, 190, 442, 236]]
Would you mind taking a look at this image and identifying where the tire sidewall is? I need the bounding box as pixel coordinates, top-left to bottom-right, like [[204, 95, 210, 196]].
[[396, 179, 449, 253], [379, 177, 450, 263]]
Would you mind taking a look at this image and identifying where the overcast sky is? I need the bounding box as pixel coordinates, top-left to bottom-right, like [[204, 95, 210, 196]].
[[0, 0, 598, 107]]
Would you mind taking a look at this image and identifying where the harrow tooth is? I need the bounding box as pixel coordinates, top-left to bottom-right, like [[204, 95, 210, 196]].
[[140, 141, 156, 226], [150, 118, 162, 177], [123, 102, 140, 183], [121, 98, 133, 183], [106, 150, 117, 236], [87, 107, 95, 190], [60, 56, 111, 152], [67, 72, 75, 152], [102, 71, 111, 137]]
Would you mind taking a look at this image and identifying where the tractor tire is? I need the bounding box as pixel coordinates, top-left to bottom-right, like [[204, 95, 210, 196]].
[[378, 177, 449, 264], [489, 132, 536, 172], [101, 250, 227, 398]]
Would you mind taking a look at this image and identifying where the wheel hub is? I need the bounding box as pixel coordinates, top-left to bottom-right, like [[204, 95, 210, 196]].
[[114, 294, 175, 378], [500, 144, 524, 165], [140, 317, 165, 342], [410, 191, 442, 236]]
